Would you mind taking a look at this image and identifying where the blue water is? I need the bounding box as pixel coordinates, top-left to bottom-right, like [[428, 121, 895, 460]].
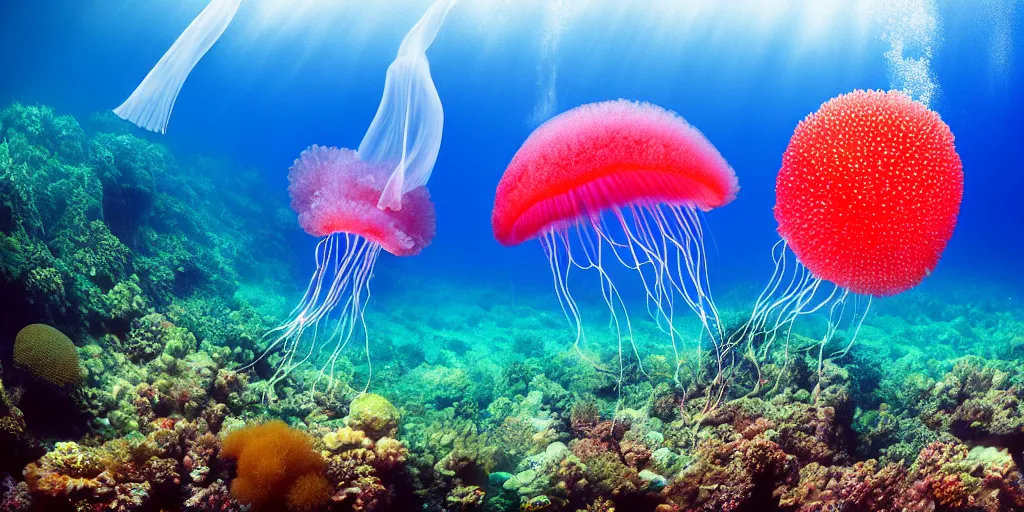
[[1, 0, 1021, 298]]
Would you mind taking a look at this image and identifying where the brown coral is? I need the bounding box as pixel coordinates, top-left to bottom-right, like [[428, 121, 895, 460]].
[[286, 473, 332, 512]]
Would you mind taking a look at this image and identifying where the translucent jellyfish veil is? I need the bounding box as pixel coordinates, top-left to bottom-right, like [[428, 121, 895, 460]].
[[360, 0, 457, 211], [114, 0, 241, 133]]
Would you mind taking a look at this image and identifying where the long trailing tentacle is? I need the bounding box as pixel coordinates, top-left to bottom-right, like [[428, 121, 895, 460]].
[[254, 234, 382, 402]]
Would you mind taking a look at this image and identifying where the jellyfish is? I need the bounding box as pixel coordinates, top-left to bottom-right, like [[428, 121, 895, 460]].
[[727, 90, 963, 399], [258, 0, 456, 396], [360, 0, 457, 211], [262, 145, 436, 395], [114, 0, 241, 133], [491, 100, 739, 384]]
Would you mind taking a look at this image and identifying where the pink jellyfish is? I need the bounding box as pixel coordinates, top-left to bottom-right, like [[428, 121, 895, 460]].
[[259, 0, 455, 396], [492, 100, 739, 384], [262, 146, 435, 395]]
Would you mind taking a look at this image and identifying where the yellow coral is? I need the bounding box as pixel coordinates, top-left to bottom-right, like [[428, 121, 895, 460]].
[[14, 324, 82, 387], [323, 426, 371, 451], [373, 437, 408, 471], [347, 393, 400, 440], [0, 377, 27, 441]]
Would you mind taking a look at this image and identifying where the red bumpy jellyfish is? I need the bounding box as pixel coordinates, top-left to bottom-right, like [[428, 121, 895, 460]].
[[492, 100, 738, 380], [737, 90, 962, 383], [261, 146, 435, 395], [776, 90, 963, 296]]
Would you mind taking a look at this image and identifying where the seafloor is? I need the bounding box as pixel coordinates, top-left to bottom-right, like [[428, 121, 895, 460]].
[[1, 103, 1023, 511]]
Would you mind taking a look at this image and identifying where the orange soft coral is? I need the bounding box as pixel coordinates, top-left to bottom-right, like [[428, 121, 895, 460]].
[[288, 473, 332, 512], [221, 420, 330, 511]]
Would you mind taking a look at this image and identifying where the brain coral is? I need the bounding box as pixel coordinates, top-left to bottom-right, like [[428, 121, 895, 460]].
[[14, 324, 82, 387]]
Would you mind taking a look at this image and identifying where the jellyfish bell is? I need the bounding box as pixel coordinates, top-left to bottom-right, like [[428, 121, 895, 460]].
[[290, 146, 436, 255], [492, 99, 739, 384], [493, 100, 738, 246], [260, 145, 436, 397], [114, 0, 241, 134], [731, 89, 963, 400], [775, 89, 963, 297]]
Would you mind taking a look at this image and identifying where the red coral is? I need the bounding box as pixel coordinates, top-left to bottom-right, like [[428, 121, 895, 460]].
[[570, 437, 610, 461], [778, 460, 906, 511], [896, 442, 973, 511]]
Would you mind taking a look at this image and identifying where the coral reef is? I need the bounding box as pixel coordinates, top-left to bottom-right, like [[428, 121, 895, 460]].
[[3, 103, 1024, 512], [21, 418, 230, 511]]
